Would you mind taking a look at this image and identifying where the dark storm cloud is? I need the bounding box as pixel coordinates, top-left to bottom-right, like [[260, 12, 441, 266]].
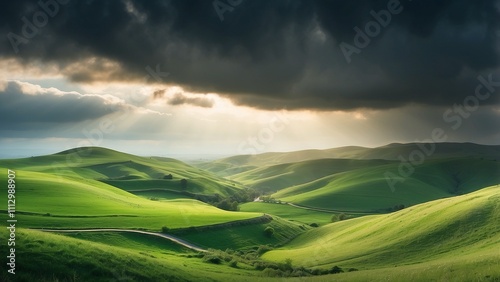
[[167, 92, 214, 108], [0, 0, 499, 110], [0, 80, 129, 123]]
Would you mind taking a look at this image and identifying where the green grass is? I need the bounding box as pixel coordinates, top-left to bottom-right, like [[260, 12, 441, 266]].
[[240, 202, 334, 225], [179, 216, 309, 250], [0, 146, 245, 197], [272, 157, 499, 212], [0, 228, 271, 282], [262, 185, 500, 274], [199, 143, 500, 177], [0, 169, 260, 231], [62, 232, 195, 255], [231, 158, 393, 193]]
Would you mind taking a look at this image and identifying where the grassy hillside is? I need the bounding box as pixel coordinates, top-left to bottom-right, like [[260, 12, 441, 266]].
[[0, 228, 268, 282], [179, 216, 308, 250], [232, 158, 393, 193], [272, 157, 499, 212], [263, 185, 500, 274], [199, 143, 500, 176], [240, 202, 334, 225], [0, 147, 244, 198], [0, 168, 260, 231]]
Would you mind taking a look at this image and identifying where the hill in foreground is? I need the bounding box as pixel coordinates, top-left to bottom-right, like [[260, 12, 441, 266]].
[[263, 185, 500, 277]]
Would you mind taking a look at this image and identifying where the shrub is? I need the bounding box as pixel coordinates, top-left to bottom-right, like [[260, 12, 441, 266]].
[[257, 245, 273, 255], [229, 260, 238, 268], [161, 226, 170, 233], [264, 226, 275, 237], [284, 258, 293, 270], [262, 268, 284, 277], [338, 213, 347, 221], [203, 255, 222, 264], [309, 223, 319, 227], [347, 268, 359, 272], [330, 266, 344, 274]]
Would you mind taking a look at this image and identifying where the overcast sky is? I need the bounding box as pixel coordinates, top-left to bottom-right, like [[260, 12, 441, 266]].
[[0, 0, 499, 158]]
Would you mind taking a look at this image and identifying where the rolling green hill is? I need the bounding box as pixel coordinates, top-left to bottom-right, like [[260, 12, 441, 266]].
[[263, 186, 500, 277], [0, 147, 244, 198], [0, 147, 264, 231], [231, 158, 394, 193], [198, 143, 500, 177], [0, 228, 264, 282], [0, 169, 260, 230], [270, 157, 499, 212]]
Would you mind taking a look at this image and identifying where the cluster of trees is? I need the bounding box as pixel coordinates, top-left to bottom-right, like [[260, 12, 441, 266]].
[[159, 175, 260, 211], [209, 188, 260, 211]]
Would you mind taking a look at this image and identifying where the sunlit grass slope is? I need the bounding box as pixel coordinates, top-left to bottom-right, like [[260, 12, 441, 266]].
[[0, 146, 244, 197], [240, 202, 333, 225], [232, 158, 393, 193], [0, 228, 270, 282], [263, 186, 500, 274], [271, 157, 499, 212], [179, 216, 309, 250], [0, 169, 260, 230]]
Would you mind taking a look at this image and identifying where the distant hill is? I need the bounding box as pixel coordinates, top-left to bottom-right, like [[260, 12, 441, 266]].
[[270, 157, 499, 212], [197, 143, 500, 176], [197, 143, 500, 212], [0, 146, 244, 198]]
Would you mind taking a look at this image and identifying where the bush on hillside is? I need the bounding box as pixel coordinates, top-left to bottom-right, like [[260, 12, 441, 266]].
[[329, 266, 344, 274], [264, 226, 275, 237]]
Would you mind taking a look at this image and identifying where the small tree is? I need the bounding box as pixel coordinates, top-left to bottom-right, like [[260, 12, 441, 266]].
[[180, 178, 188, 189], [264, 226, 275, 237], [338, 213, 347, 221], [284, 258, 293, 270], [330, 266, 344, 274]]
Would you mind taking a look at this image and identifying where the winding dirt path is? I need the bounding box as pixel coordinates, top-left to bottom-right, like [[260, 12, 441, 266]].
[[35, 228, 207, 252]]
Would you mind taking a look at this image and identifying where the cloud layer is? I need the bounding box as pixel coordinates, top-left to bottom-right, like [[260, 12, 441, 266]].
[[0, 80, 129, 123], [0, 0, 499, 110]]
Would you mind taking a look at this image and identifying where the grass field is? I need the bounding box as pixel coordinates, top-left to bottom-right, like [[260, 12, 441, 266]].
[[199, 143, 500, 176], [179, 216, 308, 250], [271, 157, 499, 212], [0, 228, 266, 282], [0, 147, 245, 197], [1, 145, 498, 281], [0, 169, 260, 230], [240, 202, 334, 225], [263, 186, 500, 273]]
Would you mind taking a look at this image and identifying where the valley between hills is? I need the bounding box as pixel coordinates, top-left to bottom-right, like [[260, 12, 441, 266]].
[[1, 142, 499, 281]]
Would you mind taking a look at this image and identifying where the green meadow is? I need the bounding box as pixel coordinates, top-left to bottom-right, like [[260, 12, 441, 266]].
[[0, 144, 498, 281]]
